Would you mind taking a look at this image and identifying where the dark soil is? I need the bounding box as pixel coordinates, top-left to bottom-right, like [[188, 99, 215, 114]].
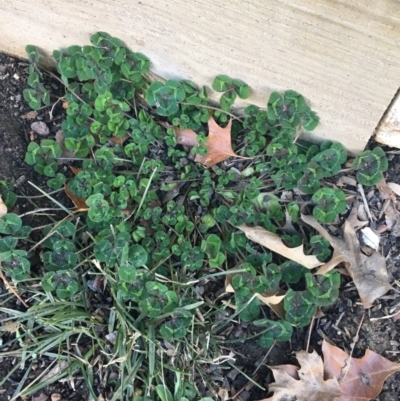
[[1, 51, 400, 401]]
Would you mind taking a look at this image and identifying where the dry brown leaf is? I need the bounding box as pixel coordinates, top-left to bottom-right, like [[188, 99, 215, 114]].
[[376, 176, 396, 201], [322, 341, 400, 401], [194, 118, 242, 167], [64, 184, 89, 212], [387, 182, 400, 197], [69, 166, 81, 175], [260, 349, 341, 401], [20, 110, 38, 119], [301, 214, 392, 308], [384, 202, 400, 236], [347, 204, 368, 231], [237, 224, 323, 269], [0, 196, 7, 217], [157, 120, 201, 147], [159, 117, 248, 167], [262, 342, 400, 401], [109, 134, 129, 145]]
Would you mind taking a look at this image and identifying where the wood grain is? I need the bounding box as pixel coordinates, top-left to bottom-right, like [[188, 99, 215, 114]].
[[1, 0, 400, 153]]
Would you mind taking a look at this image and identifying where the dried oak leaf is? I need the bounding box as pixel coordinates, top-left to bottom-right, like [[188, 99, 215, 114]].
[[301, 214, 392, 308], [260, 349, 341, 401], [237, 225, 322, 269], [261, 342, 400, 401], [194, 117, 241, 167], [322, 341, 400, 401], [160, 117, 243, 167]]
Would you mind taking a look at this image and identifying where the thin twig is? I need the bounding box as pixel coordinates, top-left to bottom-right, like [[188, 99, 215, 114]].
[[0, 266, 28, 307], [370, 310, 400, 321], [357, 184, 374, 221], [306, 315, 316, 353]]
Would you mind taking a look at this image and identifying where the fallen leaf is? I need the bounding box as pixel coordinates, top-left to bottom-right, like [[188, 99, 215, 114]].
[[347, 204, 368, 231], [31, 121, 50, 136], [21, 110, 38, 119], [260, 349, 341, 401], [387, 182, 400, 197], [337, 176, 357, 187], [376, 176, 396, 201], [160, 118, 245, 168], [109, 134, 129, 145], [64, 184, 89, 211], [69, 166, 81, 175], [195, 118, 242, 167], [237, 224, 323, 269], [301, 214, 392, 308], [262, 342, 400, 401], [322, 341, 400, 401], [1, 320, 21, 333], [0, 196, 7, 217], [384, 202, 400, 236], [158, 120, 198, 147]]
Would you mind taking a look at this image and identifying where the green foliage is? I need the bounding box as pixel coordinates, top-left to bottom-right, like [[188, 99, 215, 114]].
[[312, 187, 347, 223], [24, 139, 63, 177], [146, 80, 185, 116], [23, 45, 50, 109], [305, 271, 340, 306], [254, 318, 293, 348], [308, 235, 332, 262], [41, 270, 79, 298], [352, 146, 388, 186], [212, 75, 250, 111], [201, 234, 226, 268], [15, 31, 385, 400], [284, 289, 317, 327], [0, 181, 17, 208], [267, 90, 319, 131]]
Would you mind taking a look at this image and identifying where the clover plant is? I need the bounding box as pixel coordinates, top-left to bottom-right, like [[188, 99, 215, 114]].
[[352, 146, 388, 186], [312, 187, 347, 223], [5, 30, 385, 399]]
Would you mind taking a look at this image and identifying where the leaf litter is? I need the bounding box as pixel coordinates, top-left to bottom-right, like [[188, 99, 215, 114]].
[[162, 116, 249, 168], [262, 340, 400, 401], [235, 209, 392, 309]]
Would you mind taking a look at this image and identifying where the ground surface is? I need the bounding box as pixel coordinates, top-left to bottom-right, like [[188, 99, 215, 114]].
[[1, 52, 400, 401]]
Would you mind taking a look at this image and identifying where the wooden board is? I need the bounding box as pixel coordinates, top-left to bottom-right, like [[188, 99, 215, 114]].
[[375, 90, 400, 149], [1, 0, 400, 154]]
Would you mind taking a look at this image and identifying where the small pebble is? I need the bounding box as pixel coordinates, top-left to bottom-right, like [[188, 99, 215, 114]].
[[13, 73, 19, 80], [31, 121, 50, 136]]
